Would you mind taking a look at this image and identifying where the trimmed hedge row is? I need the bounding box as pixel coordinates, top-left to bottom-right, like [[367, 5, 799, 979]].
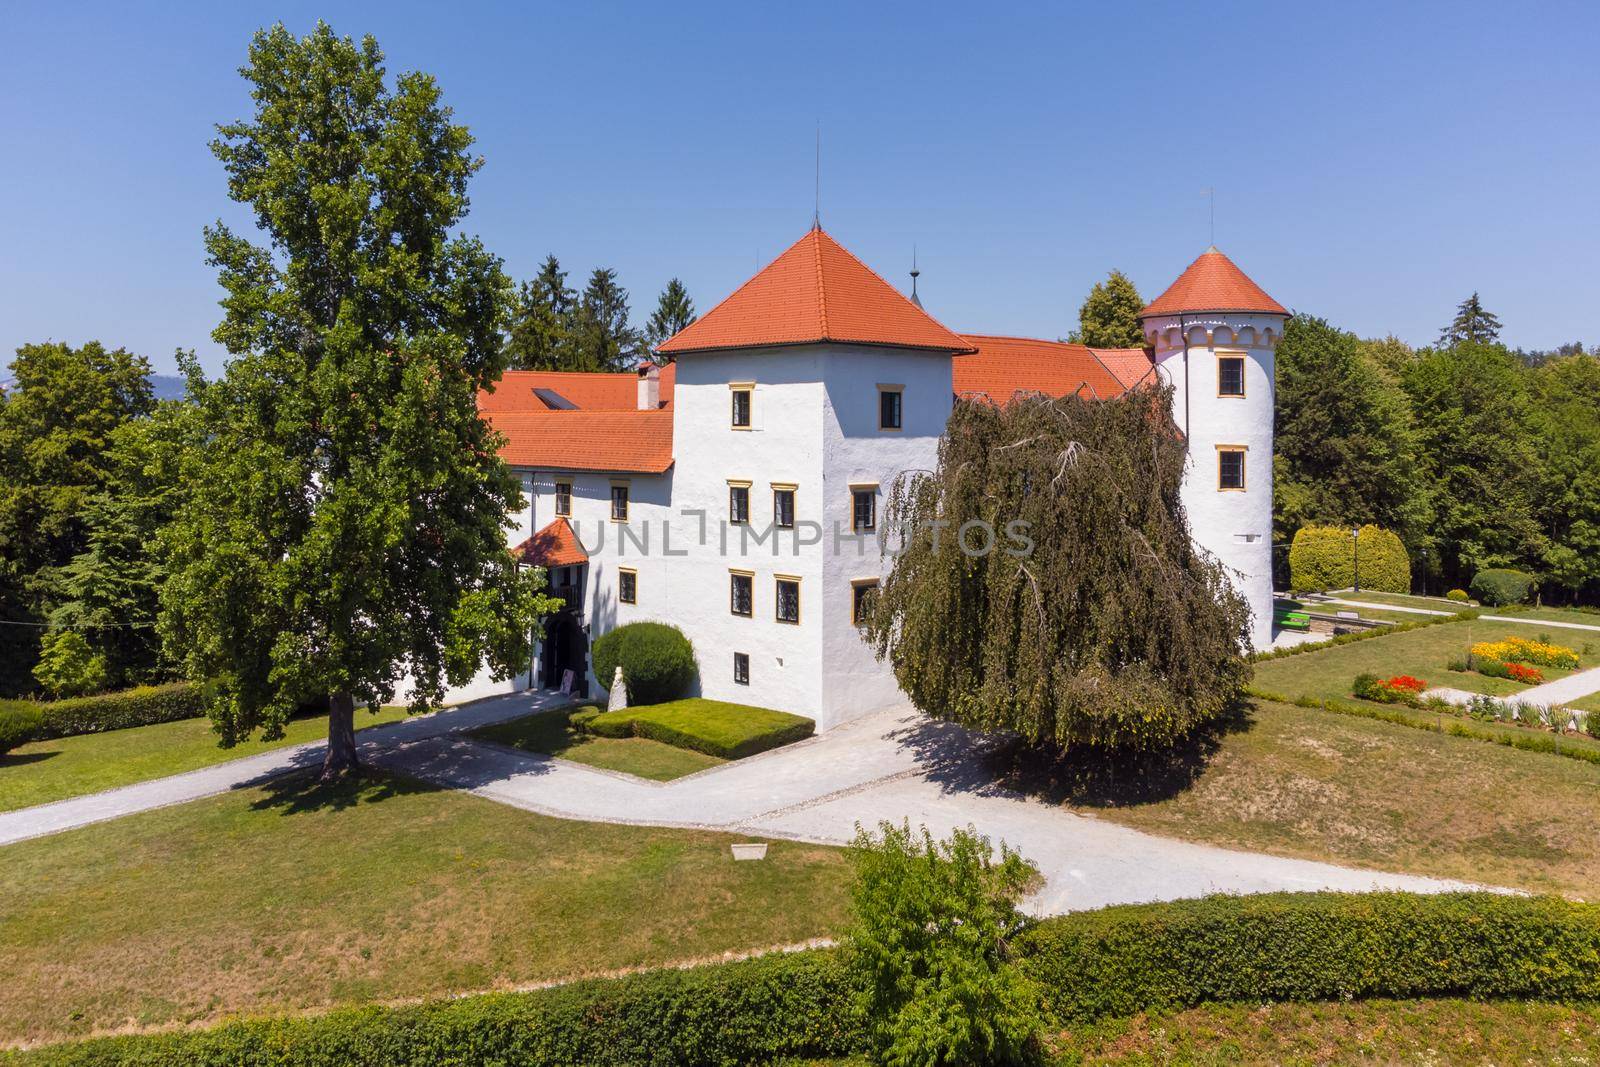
[[17, 892, 1600, 1065], [587, 698, 815, 760], [16, 892, 1600, 1064], [0, 682, 204, 745], [1017, 891, 1600, 1022], [10, 949, 864, 1067]]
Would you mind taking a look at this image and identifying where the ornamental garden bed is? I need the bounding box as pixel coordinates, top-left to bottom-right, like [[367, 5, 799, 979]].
[[470, 699, 814, 781]]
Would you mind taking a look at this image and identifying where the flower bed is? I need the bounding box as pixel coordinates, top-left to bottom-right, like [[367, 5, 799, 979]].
[[1471, 636, 1579, 671], [1352, 673, 1427, 705]]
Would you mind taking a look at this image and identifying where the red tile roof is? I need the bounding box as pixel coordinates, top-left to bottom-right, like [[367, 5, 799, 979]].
[[658, 227, 976, 356], [478, 365, 676, 413], [512, 517, 588, 568], [1088, 347, 1157, 390], [954, 335, 1141, 402], [484, 409, 674, 474], [1138, 247, 1286, 318]]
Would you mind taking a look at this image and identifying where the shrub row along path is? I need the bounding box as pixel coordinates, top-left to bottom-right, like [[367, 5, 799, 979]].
[[0, 691, 1476, 913]]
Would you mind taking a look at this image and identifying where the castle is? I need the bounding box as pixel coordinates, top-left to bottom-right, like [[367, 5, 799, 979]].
[[464, 226, 1287, 729]]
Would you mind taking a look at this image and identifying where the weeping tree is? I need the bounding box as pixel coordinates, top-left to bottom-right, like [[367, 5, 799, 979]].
[[864, 387, 1251, 752], [160, 24, 558, 778]]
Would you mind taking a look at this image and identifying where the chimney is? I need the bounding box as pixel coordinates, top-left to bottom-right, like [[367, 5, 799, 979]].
[[637, 363, 660, 410]]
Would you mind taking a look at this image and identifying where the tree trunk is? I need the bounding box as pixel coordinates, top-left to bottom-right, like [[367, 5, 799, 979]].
[[320, 691, 359, 781]]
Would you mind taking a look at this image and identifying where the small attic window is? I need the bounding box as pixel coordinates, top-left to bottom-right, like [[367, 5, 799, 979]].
[[533, 388, 578, 410]]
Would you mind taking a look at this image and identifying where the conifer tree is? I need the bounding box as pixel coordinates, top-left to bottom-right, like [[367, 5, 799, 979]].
[[644, 278, 696, 356], [572, 267, 640, 371], [1067, 269, 1145, 348], [504, 255, 577, 370], [1437, 292, 1502, 347]]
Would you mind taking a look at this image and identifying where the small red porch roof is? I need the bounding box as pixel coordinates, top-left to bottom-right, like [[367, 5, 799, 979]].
[[512, 517, 588, 568]]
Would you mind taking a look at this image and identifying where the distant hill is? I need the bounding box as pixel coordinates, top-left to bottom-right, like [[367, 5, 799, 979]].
[[0, 373, 190, 401]]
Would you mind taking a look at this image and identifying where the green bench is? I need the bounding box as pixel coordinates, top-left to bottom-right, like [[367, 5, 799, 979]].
[[1275, 609, 1312, 631]]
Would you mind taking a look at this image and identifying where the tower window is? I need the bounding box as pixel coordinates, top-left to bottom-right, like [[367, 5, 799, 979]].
[[730, 383, 753, 428], [733, 652, 750, 685], [1218, 356, 1245, 397], [618, 568, 637, 604], [1218, 447, 1246, 490], [878, 385, 903, 430]]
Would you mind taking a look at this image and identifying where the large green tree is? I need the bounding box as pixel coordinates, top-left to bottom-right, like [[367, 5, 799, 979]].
[[865, 388, 1250, 752], [1273, 315, 1429, 550], [503, 255, 576, 370], [0, 341, 154, 695], [1067, 269, 1144, 348], [1527, 353, 1600, 600], [161, 23, 557, 777], [1402, 342, 1542, 588], [1437, 292, 1502, 347], [571, 267, 640, 371], [643, 277, 696, 355], [49, 398, 195, 687]]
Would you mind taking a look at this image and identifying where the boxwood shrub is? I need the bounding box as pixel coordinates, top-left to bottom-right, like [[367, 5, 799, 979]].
[[1016, 891, 1600, 1022], [0, 703, 44, 755], [587, 698, 815, 759], [1288, 524, 1411, 594], [0, 682, 205, 744], [1446, 588, 1471, 602], [591, 621, 697, 705], [1470, 568, 1537, 607]]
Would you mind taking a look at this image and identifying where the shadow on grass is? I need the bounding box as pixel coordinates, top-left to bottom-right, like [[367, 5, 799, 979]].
[[248, 766, 436, 816], [1, 749, 61, 768], [990, 701, 1256, 809]]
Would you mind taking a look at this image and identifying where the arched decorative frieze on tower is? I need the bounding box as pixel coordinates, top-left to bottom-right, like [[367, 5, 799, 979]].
[[1138, 248, 1288, 649]]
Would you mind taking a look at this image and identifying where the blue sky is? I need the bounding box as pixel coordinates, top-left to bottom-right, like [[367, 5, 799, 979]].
[[3, 1, 1596, 376]]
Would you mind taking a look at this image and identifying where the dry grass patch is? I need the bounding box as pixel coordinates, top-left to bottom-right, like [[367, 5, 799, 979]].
[[1010, 700, 1600, 898], [0, 771, 849, 1047]]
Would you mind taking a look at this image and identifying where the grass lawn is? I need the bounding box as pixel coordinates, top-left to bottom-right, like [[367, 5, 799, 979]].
[[1254, 616, 1600, 704], [1056, 699, 1600, 898], [0, 771, 849, 1047], [589, 698, 816, 759], [1319, 589, 1466, 612], [1048, 998, 1600, 1065], [470, 705, 725, 781], [0, 706, 411, 813], [1496, 604, 1600, 628]]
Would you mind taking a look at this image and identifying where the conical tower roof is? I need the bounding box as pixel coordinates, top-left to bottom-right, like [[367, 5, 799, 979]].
[[1138, 247, 1286, 318]]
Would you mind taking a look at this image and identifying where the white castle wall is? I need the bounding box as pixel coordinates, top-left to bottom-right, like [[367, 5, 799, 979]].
[[1143, 312, 1283, 648]]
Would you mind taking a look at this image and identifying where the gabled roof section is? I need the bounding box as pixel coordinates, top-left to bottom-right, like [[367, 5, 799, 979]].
[[1088, 347, 1158, 390], [955, 335, 1136, 403], [484, 409, 673, 474], [1138, 247, 1287, 319], [657, 226, 976, 356], [512, 517, 589, 568]]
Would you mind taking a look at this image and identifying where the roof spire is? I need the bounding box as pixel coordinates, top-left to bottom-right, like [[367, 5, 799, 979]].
[[909, 246, 922, 308], [812, 122, 821, 229]]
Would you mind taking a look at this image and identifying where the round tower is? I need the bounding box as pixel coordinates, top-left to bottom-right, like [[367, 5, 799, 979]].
[[1138, 247, 1286, 649]]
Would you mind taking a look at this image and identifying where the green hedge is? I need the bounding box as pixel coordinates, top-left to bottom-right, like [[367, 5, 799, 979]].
[[10, 949, 862, 1067], [0, 682, 205, 744], [587, 698, 815, 760], [1288, 524, 1410, 594], [1017, 891, 1600, 1022], [591, 621, 697, 705], [1470, 568, 1537, 607], [20, 891, 1600, 1064], [0, 703, 44, 755]]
